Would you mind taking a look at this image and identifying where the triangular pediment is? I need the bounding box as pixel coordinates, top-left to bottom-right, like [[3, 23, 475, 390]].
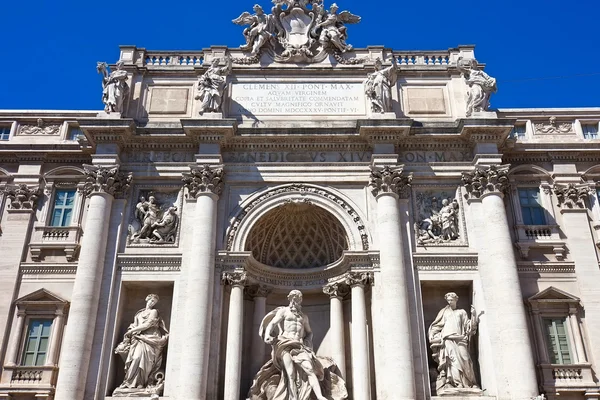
[[15, 288, 68, 305], [528, 286, 580, 303]]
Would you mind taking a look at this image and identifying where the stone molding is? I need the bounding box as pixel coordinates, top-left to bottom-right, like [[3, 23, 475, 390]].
[[4, 184, 41, 210], [225, 183, 370, 252], [369, 165, 412, 198], [182, 164, 224, 198], [82, 164, 132, 198], [553, 183, 591, 209], [222, 271, 247, 287], [461, 164, 510, 199], [20, 263, 78, 275], [344, 271, 373, 287], [117, 255, 182, 272], [517, 262, 576, 274], [412, 253, 478, 271], [322, 282, 350, 298], [246, 284, 273, 298]]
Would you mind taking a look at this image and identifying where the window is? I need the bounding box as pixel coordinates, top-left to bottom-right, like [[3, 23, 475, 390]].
[[21, 319, 52, 366], [543, 318, 572, 364], [51, 189, 76, 227], [582, 123, 598, 139], [518, 188, 546, 225], [67, 126, 84, 141], [510, 124, 527, 139], [0, 126, 10, 141]]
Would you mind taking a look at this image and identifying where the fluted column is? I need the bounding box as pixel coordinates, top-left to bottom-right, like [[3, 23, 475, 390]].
[[45, 309, 65, 367], [222, 271, 247, 400], [568, 307, 586, 363], [368, 165, 416, 399], [346, 272, 373, 400], [248, 284, 272, 377], [4, 310, 26, 366], [55, 165, 131, 400], [179, 165, 223, 399], [323, 282, 349, 379], [462, 165, 538, 398]]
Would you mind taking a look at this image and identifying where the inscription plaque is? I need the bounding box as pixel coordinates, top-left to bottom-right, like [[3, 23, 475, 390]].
[[230, 82, 366, 116]]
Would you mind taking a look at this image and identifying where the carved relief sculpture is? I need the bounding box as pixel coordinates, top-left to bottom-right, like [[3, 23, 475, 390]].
[[113, 294, 169, 397], [196, 56, 232, 115], [19, 118, 60, 135], [415, 194, 460, 244], [97, 61, 129, 114], [534, 116, 574, 134], [233, 1, 361, 64], [457, 57, 497, 116], [247, 290, 348, 400], [553, 183, 590, 209], [364, 57, 398, 113], [428, 292, 479, 395], [129, 192, 179, 244], [4, 184, 41, 210]]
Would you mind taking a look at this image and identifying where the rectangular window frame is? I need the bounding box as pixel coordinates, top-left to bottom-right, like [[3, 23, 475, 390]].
[[0, 121, 16, 141], [578, 120, 600, 140], [20, 317, 53, 367], [50, 189, 77, 227], [543, 317, 574, 365], [518, 187, 547, 225]]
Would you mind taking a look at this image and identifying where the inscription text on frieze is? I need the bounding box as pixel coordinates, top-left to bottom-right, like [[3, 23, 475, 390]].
[[230, 82, 366, 116]]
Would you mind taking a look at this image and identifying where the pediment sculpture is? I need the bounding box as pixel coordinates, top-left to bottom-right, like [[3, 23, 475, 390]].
[[233, 1, 360, 64], [247, 290, 348, 399], [128, 191, 179, 245]]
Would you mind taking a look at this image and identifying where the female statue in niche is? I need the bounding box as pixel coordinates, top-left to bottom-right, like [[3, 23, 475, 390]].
[[428, 292, 479, 394], [113, 293, 169, 397]]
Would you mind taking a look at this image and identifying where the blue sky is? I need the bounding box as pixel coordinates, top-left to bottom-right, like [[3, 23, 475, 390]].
[[1, 0, 598, 111]]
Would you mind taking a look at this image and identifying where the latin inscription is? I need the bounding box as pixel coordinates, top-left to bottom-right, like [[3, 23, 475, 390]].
[[399, 151, 472, 163], [230, 83, 366, 116], [122, 151, 195, 163], [224, 151, 372, 163]]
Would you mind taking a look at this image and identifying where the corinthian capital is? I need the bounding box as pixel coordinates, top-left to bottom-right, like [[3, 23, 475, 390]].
[[82, 164, 132, 198], [344, 272, 373, 288], [553, 183, 591, 209], [4, 184, 41, 210], [369, 165, 412, 198], [323, 282, 350, 298], [222, 271, 247, 287], [461, 164, 509, 199], [182, 165, 224, 198]]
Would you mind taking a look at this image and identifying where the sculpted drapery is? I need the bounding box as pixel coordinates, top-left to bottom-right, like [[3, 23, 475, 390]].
[[428, 292, 479, 393], [247, 290, 347, 400]]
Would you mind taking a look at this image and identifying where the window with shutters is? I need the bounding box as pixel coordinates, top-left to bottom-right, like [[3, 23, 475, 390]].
[[21, 319, 52, 366], [518, 188, 547, 225], [543, 318, 572, 365]]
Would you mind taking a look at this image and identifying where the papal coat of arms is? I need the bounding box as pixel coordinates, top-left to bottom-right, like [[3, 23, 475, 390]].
[[232, 0, 361, 63]]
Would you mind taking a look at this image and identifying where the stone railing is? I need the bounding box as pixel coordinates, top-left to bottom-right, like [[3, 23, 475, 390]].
[[29, 226, 82, 261], [144, 52, 205, 66], [393, 51, 452, 66], [514, 224, 566, 260], [0, 365, 58, 387], [540, 363, 595, 391]]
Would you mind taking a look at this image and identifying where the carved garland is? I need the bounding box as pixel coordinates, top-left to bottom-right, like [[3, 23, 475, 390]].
[[225, 184, 369, 251]]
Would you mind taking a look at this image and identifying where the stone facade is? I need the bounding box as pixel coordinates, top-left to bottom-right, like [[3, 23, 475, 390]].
[[0, 4, 600, 400]]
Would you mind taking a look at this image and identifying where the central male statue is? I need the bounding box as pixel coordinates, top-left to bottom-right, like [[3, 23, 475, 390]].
[[247, 290, 347, 400]]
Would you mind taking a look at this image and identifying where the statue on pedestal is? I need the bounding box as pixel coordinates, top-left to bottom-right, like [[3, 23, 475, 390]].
[[428, 292, 479, 395], [113, 294, 169, 397], [457, 57, 497, 116], [97, 61, 129, 114], [364, 58, 398, 113], [196, 56, 232, 114], [247, 290, 348, 400]]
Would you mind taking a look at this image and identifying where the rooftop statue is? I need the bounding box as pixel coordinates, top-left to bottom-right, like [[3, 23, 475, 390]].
[[196, 56, 232, 114], [233, 1, 360, 63], [458, 57, 497, 116], [247, 290, 348, 400], [97, 61, 129, 114], [364, 57, 398, 113]]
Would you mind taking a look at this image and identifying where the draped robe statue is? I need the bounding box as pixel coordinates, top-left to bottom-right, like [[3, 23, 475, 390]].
[[428, 292, 479, 394], [247, 290, 347, 400]]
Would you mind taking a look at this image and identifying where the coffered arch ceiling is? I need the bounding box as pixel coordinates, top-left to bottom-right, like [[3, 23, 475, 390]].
[[245, 201, 348, 269]]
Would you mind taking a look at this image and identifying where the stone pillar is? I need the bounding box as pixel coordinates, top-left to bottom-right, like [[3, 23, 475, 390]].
[[368, 165, 416, 399], [553, 183, 600, 365], [531, 311, 549, 363], [4, 310, 26, 366], [323, 282, 349, 379], [346, 272, 373, 400], [55, 165, 131, 400], [248, 285, 272, 377], [462, 165, 538, 398], [44, 309, 65, 367], [568, 307, 586, 363], [179, 165, 223, 400], [222, 271, 247, 400]]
